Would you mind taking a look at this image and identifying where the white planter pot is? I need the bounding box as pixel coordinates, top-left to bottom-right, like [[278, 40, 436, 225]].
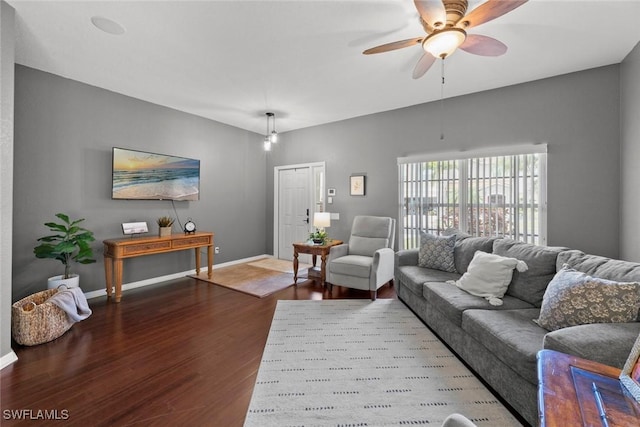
[[47, 274, 80, 290]]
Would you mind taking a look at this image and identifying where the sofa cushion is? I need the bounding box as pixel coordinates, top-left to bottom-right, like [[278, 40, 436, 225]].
[[535, 267, 640, 331], [424, 282, 535, 327], [396, 266, 461, 296], [349, 236, 388, 257], [461, 308, 545, 385], [348, 216, 393, 257], [442, 227, 472, 239], [558, 249, 640, 283], [453, 237, 497, 274], [543, 322, 640, 369], [493, 239, 566, 307], [418, 232, 456, 272], [329, 255, 372, 278], [454, 251, 528, 306]]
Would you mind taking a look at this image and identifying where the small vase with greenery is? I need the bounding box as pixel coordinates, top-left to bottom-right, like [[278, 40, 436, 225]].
[[157, 216, 175, 237], [34, 213, 96, 286], [309, 229, 328, 245]]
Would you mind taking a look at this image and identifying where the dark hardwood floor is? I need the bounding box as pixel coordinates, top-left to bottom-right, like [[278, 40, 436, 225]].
[[1, 275, 395, 426]]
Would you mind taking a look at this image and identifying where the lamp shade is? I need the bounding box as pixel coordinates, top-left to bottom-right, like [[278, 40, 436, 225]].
[[422, 28, 466, 59], [313, 212, 331, 228]]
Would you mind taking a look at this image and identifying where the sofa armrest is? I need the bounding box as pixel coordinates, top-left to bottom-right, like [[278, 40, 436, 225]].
[[543, 322, 640, 369], [395, 249, 419, 267], [373, 247, 395, 288], [328, 243, 349, 263]]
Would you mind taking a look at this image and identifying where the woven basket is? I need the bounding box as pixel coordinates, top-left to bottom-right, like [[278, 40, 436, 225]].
[[11, 288, 74, 346]]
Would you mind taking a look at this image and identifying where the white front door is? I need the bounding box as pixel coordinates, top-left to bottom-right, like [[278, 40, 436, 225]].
[[277, 167, 311, 261]]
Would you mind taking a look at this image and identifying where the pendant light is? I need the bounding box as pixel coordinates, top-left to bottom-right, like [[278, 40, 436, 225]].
[[268, 112, 278, 143], [264, 112, 278, 151]]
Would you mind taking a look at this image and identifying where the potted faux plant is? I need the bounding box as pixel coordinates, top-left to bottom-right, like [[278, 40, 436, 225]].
[[157, 216, 175, 237], [33, 213, 96, 289], [309, 229, 328, 245]]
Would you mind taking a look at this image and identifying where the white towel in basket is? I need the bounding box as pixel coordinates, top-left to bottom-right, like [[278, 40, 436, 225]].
[[48, 287, 92, 322]]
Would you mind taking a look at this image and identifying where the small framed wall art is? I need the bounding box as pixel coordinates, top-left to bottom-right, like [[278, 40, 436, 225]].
[[350, 175, 366, 196]]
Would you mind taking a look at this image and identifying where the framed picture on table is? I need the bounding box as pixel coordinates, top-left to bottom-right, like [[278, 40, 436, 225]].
[[620, 333, 640, 402]]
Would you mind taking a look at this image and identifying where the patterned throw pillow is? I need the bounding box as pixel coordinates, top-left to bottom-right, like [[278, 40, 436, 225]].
[[418, 232, 456, 273], [535, 267, 640, 331]]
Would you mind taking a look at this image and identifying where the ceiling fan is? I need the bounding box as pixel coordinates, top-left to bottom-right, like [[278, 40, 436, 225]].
[[363, 0, 528, 79]]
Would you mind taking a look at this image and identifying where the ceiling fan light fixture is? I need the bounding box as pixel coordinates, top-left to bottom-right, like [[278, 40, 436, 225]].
[[422, 28, 467, 59]]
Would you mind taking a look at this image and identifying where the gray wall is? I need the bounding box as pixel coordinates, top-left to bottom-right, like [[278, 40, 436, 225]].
[[268, 65, 622, 259], [621, 42, 640, 261], [5, 45, 636, 364], [1, 0, 15, 364], [12, 66, 268, 300]]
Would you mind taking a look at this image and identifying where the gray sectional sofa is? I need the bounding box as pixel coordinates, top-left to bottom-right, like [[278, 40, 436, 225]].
[[394, 236, 640, 426]]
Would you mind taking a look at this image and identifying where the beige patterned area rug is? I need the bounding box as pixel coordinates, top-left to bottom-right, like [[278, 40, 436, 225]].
[[189, 261, 292, 298], [248, 257, 311, 274], [244, 299, 522, 426], [190, 258, 314, 298]]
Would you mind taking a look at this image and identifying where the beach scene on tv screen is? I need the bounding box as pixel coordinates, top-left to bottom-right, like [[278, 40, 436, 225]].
[[112, 148, 200, 201]]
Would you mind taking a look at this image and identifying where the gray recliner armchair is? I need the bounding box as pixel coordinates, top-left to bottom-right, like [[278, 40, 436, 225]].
[[326, 215, 396, 300]]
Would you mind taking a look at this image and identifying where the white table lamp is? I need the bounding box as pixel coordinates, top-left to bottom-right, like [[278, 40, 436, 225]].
[[313, 212, 331, 230]]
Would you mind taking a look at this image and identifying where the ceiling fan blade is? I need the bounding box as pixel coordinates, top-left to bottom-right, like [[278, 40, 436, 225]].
[[459, 34, 507, 56], [412, 53, 437, 79], [458, 0, 528, 29], [414, 0, 446, 30], [363, 37, 423, 55]]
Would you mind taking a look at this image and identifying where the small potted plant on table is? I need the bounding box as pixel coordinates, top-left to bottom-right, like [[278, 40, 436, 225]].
[[157, 216, 175, 237], [309, 229, 328, 245], [33, 213, 96, 289]]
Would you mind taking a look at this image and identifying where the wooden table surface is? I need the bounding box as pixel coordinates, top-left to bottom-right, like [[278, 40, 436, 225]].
[[537, 349, 640, 427]]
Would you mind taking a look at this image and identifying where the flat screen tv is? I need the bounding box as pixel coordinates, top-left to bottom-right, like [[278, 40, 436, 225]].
[[112, 147, 200, 201]]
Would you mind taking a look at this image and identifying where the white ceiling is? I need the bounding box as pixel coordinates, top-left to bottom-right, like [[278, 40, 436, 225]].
[[7, 1, 640, 135]]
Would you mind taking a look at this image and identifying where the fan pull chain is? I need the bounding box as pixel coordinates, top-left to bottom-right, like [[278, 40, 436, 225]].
[[440, 58, 445, 140]]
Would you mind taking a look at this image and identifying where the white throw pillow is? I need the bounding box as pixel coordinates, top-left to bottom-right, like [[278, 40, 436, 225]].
[[452, 251, 528, 306]]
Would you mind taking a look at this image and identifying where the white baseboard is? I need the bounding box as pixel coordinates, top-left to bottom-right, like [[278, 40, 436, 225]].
[[84, 254, 272, 301], [0, 350, 18, 370]]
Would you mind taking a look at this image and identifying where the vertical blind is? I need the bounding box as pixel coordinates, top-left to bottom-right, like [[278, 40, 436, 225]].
[[398, 146, 547, 250]]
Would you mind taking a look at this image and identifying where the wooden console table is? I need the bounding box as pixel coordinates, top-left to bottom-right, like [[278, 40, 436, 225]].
[[537, 349, 640, 426], [292, 240, 343, 286], [103, 232, 213, 302]]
